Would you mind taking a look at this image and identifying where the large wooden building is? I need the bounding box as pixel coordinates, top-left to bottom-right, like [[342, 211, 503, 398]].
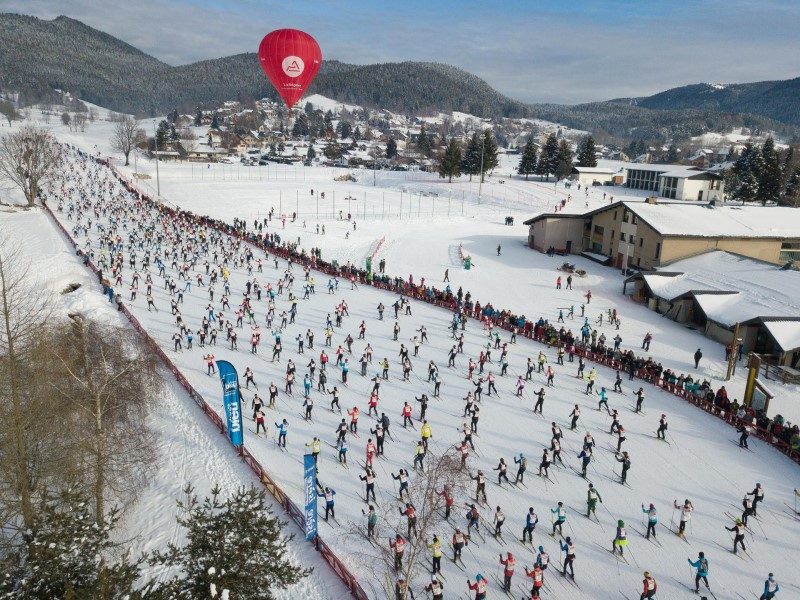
[[524, 199, 800, 269]]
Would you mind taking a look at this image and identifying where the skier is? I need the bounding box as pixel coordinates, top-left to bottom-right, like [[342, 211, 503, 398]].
[[499, 552, 515, 592], [642, 503, 658, 539], [616, 451, 631, 484], [522, 507, 538, 542], [725, 518, 747, 554], [577, 446, 593, 478], [322, 487, 336, 521], [533, 388, 545, 413], [494, 458, 510, 485], [673, 499, 694, 537], [452, 527, 469, 562], [635, 387, 645, 412], [657, 414, 668, 440], [389, 534, 406, 571], [587, 483, 602, 518], [569, 404, 581, 430], [493, 505, 506, 537], [688, 552, 710, 594], [514, 453, 527, 483], [560, 536, 576, 578], [747, 483, 765, 515], [363, 504, 377, 539], [597, 387, 609, 411], [426, 535, 443, 575], [640, 572, 657, 599], [551, 502, 566, 536], [468, 574, 488, 600], [425, 576, 444, 600], [612, 520, 628, 556], [760, 573, 780, 599], [523, 564, 544, 599], [737, 423, 750, 448], [472, 471, 488, 503], [360, 468, 377, 502], [394, 576, 414, 600]]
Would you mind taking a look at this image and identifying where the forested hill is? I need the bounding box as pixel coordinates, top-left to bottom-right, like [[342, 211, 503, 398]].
[[1, 13, 798, 140], [614, 78, 800, 128]]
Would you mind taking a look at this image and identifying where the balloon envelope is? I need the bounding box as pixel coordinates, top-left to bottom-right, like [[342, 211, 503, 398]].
[[258, 29, 322, 109]]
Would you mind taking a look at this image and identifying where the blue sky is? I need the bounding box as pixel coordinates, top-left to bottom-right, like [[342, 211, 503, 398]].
[[5, 0, 800, 103]]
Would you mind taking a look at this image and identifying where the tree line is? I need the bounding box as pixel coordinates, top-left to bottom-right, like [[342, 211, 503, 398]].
[[728, 137, 800, 206]]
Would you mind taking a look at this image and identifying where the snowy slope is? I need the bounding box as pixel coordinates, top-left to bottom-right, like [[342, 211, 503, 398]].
[[49, 149, 800, 600]]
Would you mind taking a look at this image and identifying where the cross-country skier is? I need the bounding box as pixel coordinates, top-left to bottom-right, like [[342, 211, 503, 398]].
[[522, 507, 538, 542], [725, 518, 747, 554], [587, 483, 602, 518], [688, 552, 710, 593], [640, 572, 657, 599], [560, 537, 575, 578], [642, 503, 658, 539], [674, 499, 694, 537], [551, 502, 566, 535], [760, 573, 780, 599]]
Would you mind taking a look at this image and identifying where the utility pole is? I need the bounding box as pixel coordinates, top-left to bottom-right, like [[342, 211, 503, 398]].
[[478, 133, 485, 201], [153, 122, 161, 199]]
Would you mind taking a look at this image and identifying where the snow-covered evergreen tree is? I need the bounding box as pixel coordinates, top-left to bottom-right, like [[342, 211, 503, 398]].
[[460, 132, 482, 181], [438, 138, 462, 182], [576, 135, 597, 167], [555, 139, 575, 180], [517, 139, 538, 179], [539, 133, 559, 181], [757, 137, 781, 205], [147, 485, 310, 600], [0, 487, 141, 599], [479, 129, 499, 182]]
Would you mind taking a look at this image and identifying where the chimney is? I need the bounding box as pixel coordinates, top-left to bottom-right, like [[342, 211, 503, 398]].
[[645, 196, 658, 205]]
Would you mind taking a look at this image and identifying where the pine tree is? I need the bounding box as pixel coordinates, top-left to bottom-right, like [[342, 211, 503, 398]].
[[460, 132, 481, 181], [336, 120, 352, 140], [352, 126, 362, 141], [386, 138, 398, 159], [147, 485, 311, 600], [555, 139, 574, 180], [539, 133, 559, 181], [783, 167, 800, 207], [517, 139, 538, 179], [0, 487, 141, 599], [417, 125, 433, 158], [734, 171, 759, 202], [292, 114, 310, 137], [757, 137, 781, 205], [210, 114, 220, 130], [306, 143, 316, 160], [479, 129, 499, 182], [438, 138, 462, 182], [193, 110, 202, 126], [576, 136, 597, 167], [666, 144, 679, 163]]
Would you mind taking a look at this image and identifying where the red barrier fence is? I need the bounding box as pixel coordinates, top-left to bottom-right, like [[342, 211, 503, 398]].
[[41, 200, 370, 600]]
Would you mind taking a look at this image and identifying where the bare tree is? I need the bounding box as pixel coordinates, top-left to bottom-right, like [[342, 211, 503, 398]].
[[73, 112, 87, 132], [0, 100, 18, 126], [88, 107, 99, 123], [49, 317, 162, 524], [178, 127, 197, 153], [0, 125, 62, 207], [111, 115, 145, 166], [0, 237, 57, 540], [60, 112, 71, 127], [348, 448, 470, 600]]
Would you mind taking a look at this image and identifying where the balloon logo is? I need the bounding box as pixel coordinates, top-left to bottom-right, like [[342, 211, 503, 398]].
[[258, 29, 322, 109]]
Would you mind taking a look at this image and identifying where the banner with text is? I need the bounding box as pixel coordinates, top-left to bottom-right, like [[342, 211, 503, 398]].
[[304, 453, 318, 541], [216, 360, 243, 447]]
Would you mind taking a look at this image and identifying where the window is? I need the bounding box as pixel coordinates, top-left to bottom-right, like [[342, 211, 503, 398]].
[[779, 241, 800, 262], [613, 211, 617, 220], [592, 242, 603, 252], [593, 225, 604, 235], [628, 234, 634, 243], [620, 230, 625, 240], [655, 242, 661, 259], [639, 238, 644, 247]]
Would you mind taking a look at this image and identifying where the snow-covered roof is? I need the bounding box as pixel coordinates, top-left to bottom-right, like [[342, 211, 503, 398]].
[[658, 168, 718, 179], [638, 251, 800, 327], [573, 166, 619, 174], [761, 320, 800, 352], [625, 201, 800, 238]]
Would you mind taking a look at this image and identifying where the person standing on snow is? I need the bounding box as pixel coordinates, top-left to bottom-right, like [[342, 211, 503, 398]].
[[760, 573, 780, 599], [694, 348, 703, 369], [640, 572, 657, 599]]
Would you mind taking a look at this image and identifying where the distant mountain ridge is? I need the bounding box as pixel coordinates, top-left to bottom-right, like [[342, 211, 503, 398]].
[[611, 78, 800, 128], [0, 13, 798, 140]]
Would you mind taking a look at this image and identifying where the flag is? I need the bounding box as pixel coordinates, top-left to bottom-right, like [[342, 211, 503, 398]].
[[216, 360, 243, 447], [304, 453, 318, 540]]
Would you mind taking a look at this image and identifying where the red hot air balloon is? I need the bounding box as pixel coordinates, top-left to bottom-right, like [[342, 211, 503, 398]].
[[258, 29, 322, 109]]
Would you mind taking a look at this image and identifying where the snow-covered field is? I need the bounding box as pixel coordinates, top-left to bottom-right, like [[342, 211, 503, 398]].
[[6, 105, 800, 599]]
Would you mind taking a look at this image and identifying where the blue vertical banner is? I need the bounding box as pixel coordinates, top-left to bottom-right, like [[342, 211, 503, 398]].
[[304, 453, 318, 541], [216, 360, 243, 447]]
